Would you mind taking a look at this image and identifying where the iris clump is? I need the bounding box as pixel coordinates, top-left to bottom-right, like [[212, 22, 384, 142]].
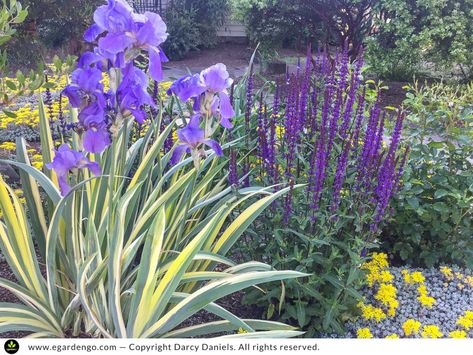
[[167, 63, 235, 167]]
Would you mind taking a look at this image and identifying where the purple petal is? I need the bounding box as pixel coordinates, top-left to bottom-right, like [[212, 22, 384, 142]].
[[171, 144, 190, 164], [83, 128, 111, 153], [63, 86, 81, 108], [58, 175, 71, 196], [86, 162, 102, 176], [200, 63, 231, 92], [98, 32, 134, 54], [78, 51, 103, 68], [148, 47, 163, 81], [84, 24, 104, 42], [159, 48, 169, 62], [136, 12, 168, 47], [167, 74, 205, 102], [204, 139, 223, 156], [219, 92, 235, 121], [129, 109, 147, 124]]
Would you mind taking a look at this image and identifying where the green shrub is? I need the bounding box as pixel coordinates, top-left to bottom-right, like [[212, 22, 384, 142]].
[[383, 82, 473, 267], [367, 0, 473, 81], [162, 5, 200, 60], [162, 0, 229, 60], [231, 0, 374, 58]]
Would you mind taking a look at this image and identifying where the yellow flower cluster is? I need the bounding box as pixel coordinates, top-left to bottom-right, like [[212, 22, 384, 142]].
[[402, 269, 436, 308], [385, 333, 399, 339], [356, 328, 373, 338], [275, 125, 285, 140], [0, 142, 43, 169], [358, 303, 386, 323], [0, 142, 16, 151], [362, 252, 390, 287], [440, 266, 454, 280], [449, 330, 467, 338], [0, 97, 70, 130], [421, 325, 443, 339], [402, 319, 421, 336], [417, 285, 436, 308], [360, 253, 398, 317], [374, 283, 399, 316], [456, 310, 473, 331], [441, 267, 473, 289], [402, 270, 425, 284]]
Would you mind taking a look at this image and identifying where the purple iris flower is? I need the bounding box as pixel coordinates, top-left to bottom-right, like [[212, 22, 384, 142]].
[[200, 63, 235, 127], [171, 115, 223, 164], [46, 144, 102, 195], [166, 74, 205, 102], [63, 67, 105, 109], [117, 63, 155, 123], [76, 101, 111, 154], [84, 0, 168, 81]]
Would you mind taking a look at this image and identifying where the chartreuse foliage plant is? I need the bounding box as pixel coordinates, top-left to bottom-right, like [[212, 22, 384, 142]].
[[0, 0, 305, 338]]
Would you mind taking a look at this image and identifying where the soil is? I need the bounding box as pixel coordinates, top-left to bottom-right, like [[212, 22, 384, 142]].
[[0, 257, 29, 339], [165, 43, 253, 71], [380, 81, 410, 109]]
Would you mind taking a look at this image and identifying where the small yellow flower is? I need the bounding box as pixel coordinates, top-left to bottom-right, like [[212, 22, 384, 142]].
[[0, 142, 16, 151], [421, 325, 443, 339], [385, 334, 399, 339], [411, 271, 425, 284], [440, 266, 454, 280], [359, 303, 386, 323], [457, 315, 473, 330], [464, 311, 473, 320], [417, 294, 436, 308], [402, 319, 421, 336], [449, 330, 467, 338], [237, 327, 248, 334], [357, 328, 373, 339]]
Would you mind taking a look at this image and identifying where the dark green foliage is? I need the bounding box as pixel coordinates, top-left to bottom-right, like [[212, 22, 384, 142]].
[[162, 5, 200, 60], [367, 0, 473, 80], [162, 0, 230, 60], [383, 83, 473, 267], [233, 0, 374, 57]]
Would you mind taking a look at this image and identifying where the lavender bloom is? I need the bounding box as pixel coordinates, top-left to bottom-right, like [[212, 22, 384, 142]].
[[326, 47, 349, 161], [298, 46, 312, 131], [339, 54, 363, 140], [171, 115, 223, 165], [330, 135, 352, 213], [257, 95, 268, 171], [243, 66, 254, 187], [268, 84, 279, 185], [84, 0, 168, 81], [228, 83, 238, 186], [46, 144, 101, 195], [356, 96, 381, 189], [351, 89, 366, 157], [373, 111, 405, 226]]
